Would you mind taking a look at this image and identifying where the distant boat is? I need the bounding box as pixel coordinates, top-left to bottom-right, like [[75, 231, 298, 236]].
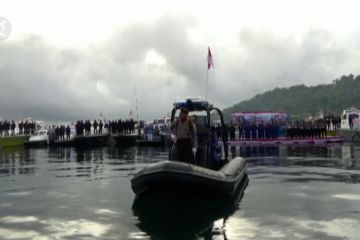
[[112, 132, 139, 146], [340, 108, 360, 130], [336, 108, 360, 142], [136, 121, 167, 147], [153, 116, 171, 145], [24, 129, 49, 147], [73, 133, 110, 148], [48, 126, 110, 148]]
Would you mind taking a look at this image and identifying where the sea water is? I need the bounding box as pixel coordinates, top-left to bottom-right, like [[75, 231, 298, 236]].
[[0, 144, 359, 240]]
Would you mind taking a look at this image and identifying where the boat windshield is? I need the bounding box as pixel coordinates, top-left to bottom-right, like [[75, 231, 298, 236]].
[[38, 130, 47, 135]]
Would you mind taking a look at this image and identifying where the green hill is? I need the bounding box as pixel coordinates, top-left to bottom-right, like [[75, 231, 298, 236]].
[[222, 74, 360, 122]]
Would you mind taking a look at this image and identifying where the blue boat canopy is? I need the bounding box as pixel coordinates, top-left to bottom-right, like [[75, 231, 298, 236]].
[[173, 98, 213, 112]]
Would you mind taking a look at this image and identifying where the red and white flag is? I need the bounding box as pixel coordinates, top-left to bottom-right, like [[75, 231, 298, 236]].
[[207, 47, 214, 70]]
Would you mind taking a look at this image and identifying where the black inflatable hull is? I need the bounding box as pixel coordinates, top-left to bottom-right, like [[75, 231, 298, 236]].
[[132, 176, 248, 239], [131, 157, 247, 197]]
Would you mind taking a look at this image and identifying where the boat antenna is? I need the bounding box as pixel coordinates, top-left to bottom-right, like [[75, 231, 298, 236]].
[[134, 80, 139, 122]]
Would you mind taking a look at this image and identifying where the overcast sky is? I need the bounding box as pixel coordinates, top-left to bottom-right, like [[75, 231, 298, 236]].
[[1, 0, 360, 122]]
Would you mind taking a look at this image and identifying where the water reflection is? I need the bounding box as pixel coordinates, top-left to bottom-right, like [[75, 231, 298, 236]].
[[132, 176, 248, 240], [0, 147, 33, 176], [0, 143, 360, 239], [0, 215, 111, 239], [229, 144, 345, 159], [348, 144, 360, 169], [0, 146, 170, 180], [107, 145, 169, 163], [0, 144, 359, 180], [48, 147, 72, 161], [228, 144, 360, 170]]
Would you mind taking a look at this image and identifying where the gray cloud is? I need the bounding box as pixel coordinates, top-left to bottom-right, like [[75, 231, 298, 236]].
[[0, 16, 359, 122]]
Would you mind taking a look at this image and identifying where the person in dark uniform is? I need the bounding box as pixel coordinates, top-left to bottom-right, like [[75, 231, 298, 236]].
[[19, 121, 24, 135], [99, 120, 103, 134], [170, 107, 198, 164], [93, 120, 98, 135], [66, 125, 71, 139], [10, 120, 15, 136], [258, 121, 264, 139], [238, 123, 244, 140], [244, 121, 251, 140]]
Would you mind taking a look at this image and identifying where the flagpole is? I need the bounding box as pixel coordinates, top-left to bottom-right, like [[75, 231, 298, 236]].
[[134, 80, 139, 122]]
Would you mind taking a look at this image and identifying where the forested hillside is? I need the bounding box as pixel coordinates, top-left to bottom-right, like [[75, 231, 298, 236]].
[[223, 74, 360, 121]]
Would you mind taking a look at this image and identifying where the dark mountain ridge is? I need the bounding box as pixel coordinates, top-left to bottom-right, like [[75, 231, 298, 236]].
[[222, 74, 360, 122]]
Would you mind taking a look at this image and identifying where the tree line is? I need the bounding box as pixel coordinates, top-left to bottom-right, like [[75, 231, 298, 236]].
[[222, 74, 360, 122]]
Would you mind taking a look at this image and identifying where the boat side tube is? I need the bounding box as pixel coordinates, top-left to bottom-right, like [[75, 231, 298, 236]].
[[131, 157, 247, 197]]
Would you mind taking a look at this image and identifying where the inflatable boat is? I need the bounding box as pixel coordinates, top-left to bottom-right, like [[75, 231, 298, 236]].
[[131, 98, 248, 197]]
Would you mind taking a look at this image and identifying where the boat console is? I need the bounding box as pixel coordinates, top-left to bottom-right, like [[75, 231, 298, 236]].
[[169, 98, 228, 169]]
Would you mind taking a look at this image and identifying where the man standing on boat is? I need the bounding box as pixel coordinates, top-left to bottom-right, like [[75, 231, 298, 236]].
[[170, 107, 198, 164]]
